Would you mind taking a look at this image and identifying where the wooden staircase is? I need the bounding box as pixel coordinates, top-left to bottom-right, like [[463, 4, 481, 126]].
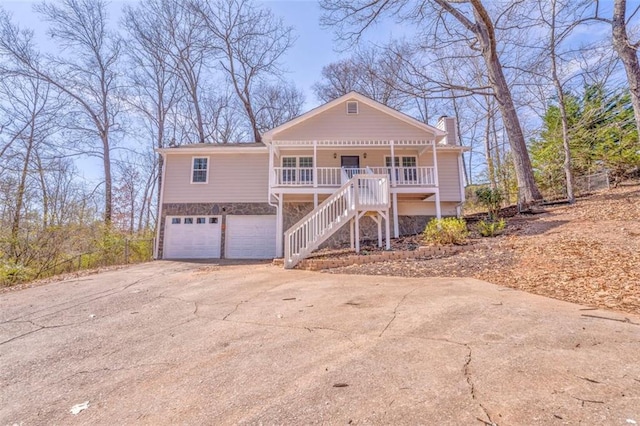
[[283, 174, 390, 269]]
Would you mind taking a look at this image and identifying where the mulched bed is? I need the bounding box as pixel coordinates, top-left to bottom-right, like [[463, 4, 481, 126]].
[[323, 183, 640, 316]]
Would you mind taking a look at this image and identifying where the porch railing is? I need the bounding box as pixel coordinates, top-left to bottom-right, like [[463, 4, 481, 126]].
[[273, 166, 435, 187]]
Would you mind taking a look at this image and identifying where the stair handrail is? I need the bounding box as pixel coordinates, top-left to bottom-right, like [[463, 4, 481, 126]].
[[284, 175, 358, 268], [284, 174, 390, 269]]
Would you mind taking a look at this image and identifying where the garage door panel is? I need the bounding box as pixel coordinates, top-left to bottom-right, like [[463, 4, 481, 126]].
[[165, 216, 221, 259], [226, 215, 276, 259]]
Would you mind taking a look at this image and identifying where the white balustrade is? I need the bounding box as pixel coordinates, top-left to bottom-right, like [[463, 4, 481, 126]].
[[284, 174, 390, 269], [273, 166, 435, 188]]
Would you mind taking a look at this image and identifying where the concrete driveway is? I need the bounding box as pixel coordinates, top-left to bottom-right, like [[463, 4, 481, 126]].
[[1, 262, 639, 425]]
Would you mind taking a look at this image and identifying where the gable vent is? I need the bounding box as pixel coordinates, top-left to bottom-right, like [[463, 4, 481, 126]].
[[346, 101, 358, 115]]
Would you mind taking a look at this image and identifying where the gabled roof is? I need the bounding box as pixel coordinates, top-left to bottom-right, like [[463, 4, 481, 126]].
[[262, 91, 447, 142]]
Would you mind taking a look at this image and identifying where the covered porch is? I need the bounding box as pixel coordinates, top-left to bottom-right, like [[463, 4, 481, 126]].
[[267, 140, 443, 258]]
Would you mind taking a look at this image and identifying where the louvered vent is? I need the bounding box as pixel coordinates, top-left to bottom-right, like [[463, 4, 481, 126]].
[[346, 101, 358, 115]]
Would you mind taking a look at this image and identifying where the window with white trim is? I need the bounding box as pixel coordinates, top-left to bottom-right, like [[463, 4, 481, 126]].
[[282, 156, 313, 183], [385, 156, 418, 182], [191, 157, 208, 183]]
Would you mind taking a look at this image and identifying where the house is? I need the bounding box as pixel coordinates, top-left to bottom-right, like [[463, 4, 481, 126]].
[[155, 92, 468, 268]]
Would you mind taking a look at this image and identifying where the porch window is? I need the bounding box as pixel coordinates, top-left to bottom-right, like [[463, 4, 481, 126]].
[[402, 156, 418, 182], [282, 156, 313, 183], [299, 157, 313, 183], [282, 157, 297, 182], [191, 157, 208, 183], [385, 156, 418, 182]]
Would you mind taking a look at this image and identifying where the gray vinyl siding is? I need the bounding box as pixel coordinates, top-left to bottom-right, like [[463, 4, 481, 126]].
[[275, 101, 435, 141], [163, 153, 269, 203]]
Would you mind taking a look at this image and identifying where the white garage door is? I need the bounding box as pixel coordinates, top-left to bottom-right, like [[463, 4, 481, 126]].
[[226, 215, 277, 259], [164, 216, 221, 259]]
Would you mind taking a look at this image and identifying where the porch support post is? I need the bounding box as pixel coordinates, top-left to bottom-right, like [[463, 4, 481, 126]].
[[314, 193, 318, 208], [390, 140, 396, 187], [276, 194, 284, 257], [392, 192, 399, 238], [435, 190, 442, 219], [355, 213, 360, 253], [432, 140, 440, 188], [385, 209, 391, 250], [313, 140, 318, 189], [377, 214, 382, 248], [350, 218, 355, 250]]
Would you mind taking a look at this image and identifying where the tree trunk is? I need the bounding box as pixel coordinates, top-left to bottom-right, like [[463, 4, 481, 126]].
[[484, 98, 497, 190], [550, 0, 575, 204], [470, 0, 543, 205], [102, 134, 112, 226], [612, 0, 640, 140], [35, 151, 49, 228], [11, 132, 35, 260]]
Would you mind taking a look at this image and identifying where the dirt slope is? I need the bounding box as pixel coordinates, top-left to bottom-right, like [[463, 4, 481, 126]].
[[328, 183, 640, 315]]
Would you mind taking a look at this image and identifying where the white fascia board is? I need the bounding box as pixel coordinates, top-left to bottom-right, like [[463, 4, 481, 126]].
[[156, 147, 268, 155]]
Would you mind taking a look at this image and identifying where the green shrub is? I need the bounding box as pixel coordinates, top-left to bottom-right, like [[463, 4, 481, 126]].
[[476, 219, 506, 237], [475, 187, 504, 220], [423, 218, 469, 245]]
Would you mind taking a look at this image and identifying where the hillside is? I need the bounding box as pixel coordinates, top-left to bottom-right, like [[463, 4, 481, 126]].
[[328, 182, 640, 315]]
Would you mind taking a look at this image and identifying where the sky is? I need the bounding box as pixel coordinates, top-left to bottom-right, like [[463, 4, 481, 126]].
[[0, 0, 396, 110], [0, 0, 359, 182]]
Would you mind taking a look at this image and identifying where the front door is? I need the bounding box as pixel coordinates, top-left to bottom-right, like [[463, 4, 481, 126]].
[[341, 155, 360, 169], [341, 155, 360, 179]]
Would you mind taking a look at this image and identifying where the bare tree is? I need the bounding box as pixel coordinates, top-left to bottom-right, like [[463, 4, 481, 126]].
[[191, 0, 295, 143], [320, 0, 543, 204], [539, 0, 591, 204], [254, 82, 305, 133], [611, 0, 640, 139], [313, 45, 410, 109], [0, 0, 123, 225]]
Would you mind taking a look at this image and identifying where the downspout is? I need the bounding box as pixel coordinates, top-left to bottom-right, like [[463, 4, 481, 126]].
[[154, 151, 167, 259]]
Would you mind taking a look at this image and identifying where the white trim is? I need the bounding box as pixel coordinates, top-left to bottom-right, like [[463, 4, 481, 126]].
[[262, 91, 446, 142], [280, 155, 314, 167], [276, 195, 283, 257], [157, 146, 267, 154], [190, 156, 209, 184], [384, 155, 419, 168], [457, 152, 466, 205]]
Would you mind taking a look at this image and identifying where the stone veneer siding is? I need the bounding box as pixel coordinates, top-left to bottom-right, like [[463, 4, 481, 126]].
[[159, 202, 276, 259], [283, 202, 434, 249]]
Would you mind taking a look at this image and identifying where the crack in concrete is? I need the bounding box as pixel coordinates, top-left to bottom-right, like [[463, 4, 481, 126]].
[[463, 344, 496, 426], [220, 279, 302, 321], [217, 318, 357, 346], [1, 273, 161, 324], [223, 300, 244, 321], [0, 318, 92, 346], [158, 295, 203, 318], [379, 288, 420, 338]]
